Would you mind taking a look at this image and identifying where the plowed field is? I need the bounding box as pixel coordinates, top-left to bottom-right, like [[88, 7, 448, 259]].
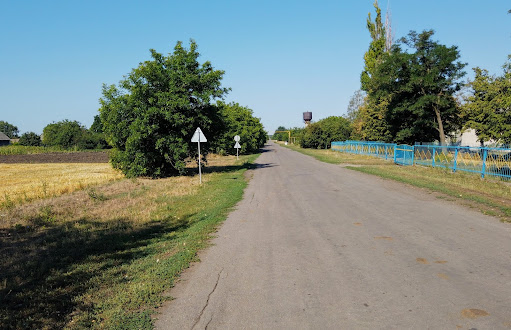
[[0, 152, 109, 163]]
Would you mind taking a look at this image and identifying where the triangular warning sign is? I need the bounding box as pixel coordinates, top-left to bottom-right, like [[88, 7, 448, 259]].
[[234, 142, 241, 148], [191, 127, 207, 143]]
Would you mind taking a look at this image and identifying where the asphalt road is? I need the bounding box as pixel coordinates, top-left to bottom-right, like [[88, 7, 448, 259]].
[[155, 141, 511, 329]]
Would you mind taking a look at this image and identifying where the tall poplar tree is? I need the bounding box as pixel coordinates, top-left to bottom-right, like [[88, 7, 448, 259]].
[[359, 1, 392, 142]]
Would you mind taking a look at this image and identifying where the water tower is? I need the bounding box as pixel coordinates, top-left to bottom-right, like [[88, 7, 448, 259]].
[[303, 111, 312, 127]]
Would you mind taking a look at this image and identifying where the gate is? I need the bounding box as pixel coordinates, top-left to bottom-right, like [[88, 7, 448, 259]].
[[394, 145, 414, 166]]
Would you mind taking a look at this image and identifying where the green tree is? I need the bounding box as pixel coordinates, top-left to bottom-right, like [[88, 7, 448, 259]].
[[361, 1, 387, 92], [373, 30, 466, 145], [462, 56, 511, 145], [90, 115, 103, 133], [43, 120, 86, 148], [99, 40, 229, 177], [346, 89, 366, 123], [18, 132, 42, 146], [359, 1, 393, 142], [273, 126, 289, 141], [0, 121, 19, 138], [210, 102, 267, 155], [301, 116, 352, 149]]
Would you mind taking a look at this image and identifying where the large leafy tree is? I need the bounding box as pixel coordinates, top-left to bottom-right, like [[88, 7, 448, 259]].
[[301, 116, 352, 149], [462, 57, 511, 145], [99, 40, 229, 177], [19, 132, 42, 146], [211, 102, 267, 155], [0, 121, 19, 138], [373, 30, 466, 145], [43, 120, 86, 148]]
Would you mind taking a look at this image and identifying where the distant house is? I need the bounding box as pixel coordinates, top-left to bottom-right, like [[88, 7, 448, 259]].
[[455, 129, 498, 148], [0, 132, 10, 146]]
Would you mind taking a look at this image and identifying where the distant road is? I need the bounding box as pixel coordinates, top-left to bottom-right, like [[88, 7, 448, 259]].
[[156, 141, 511, 329]]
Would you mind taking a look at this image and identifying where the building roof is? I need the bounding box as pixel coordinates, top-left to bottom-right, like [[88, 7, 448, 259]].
[[0, 132, 10, 140]]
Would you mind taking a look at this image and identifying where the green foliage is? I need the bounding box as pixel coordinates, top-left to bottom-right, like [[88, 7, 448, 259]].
[[99, 40, 229, 177], [371, 30, 466, 144], [210, 102, 267, 155], [42, 120, 107, 150], [462, 56, 511, 145], [360, 1, 387, 92], [18, 132, 42, 146], [301, 116, 352, 149], [272, 126, 289, 141], [359, 1, 392, 142], [0, 121, 19, 138], [90, 115, 103, 134], [43, 120, 86, 149]]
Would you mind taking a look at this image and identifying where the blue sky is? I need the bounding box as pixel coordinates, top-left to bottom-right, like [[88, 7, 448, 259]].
[[1, 0, 510, 135]]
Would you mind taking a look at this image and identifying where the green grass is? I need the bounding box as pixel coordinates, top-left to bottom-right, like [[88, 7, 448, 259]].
[[0, 153, 260, 329], [280, 143, 511, 222], [280, 142, 390, 165]]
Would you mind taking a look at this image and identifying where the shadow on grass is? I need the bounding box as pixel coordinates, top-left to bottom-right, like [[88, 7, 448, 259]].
[[201, 161, 277, 175], [0, 213, 195, 329]]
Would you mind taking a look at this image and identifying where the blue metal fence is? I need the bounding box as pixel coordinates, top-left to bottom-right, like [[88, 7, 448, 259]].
[[331, 141, 511, 180]]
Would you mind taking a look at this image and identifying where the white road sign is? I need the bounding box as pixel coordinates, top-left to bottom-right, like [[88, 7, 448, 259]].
[[191, 127, 207, 143], [234, 135, 240, 142], [234, 142, 241, 148], [191, 127, 207, 184]]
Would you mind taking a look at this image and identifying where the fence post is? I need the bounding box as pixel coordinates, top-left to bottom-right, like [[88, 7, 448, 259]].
[[481, 148, 488, 178], [453, 147, 458, 172], [432, 147, 436, 167]]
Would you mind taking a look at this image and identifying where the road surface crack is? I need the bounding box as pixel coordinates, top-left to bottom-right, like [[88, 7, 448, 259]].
[[191, 268, 223, 330]]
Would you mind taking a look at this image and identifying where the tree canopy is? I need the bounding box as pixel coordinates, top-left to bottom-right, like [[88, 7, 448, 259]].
[[99, 40, 229, 177], [43, 120, 86, 148], [371, 30, 466, 144], [462, 56, 511, 145], [210, 102, 267, 155], [301, 116, 352, 149], [19, 132, 42, 146], [0, 121, 19, 139]]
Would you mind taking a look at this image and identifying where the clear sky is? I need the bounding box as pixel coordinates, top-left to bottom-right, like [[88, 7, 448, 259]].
[[1, 0, 510, 135]]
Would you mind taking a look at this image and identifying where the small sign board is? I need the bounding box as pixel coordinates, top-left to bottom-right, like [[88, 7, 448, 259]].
[[234, 136, 241, 160]]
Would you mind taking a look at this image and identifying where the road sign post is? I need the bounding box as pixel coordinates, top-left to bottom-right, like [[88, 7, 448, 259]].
[[234, 135, 240, 160], [191, 127, 207, 184]]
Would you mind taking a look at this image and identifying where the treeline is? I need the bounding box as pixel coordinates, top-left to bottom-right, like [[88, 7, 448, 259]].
[[0, 119, 108, 149], [347, 1, 510, 146]]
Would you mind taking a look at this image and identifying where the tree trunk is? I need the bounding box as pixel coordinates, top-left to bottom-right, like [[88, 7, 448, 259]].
[[434, 106, 446, 147]]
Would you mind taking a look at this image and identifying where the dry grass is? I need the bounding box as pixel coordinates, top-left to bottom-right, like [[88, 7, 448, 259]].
[[279, 142, 390, 165], [0, 163, 124, 209], [0, 153, 258, 329]]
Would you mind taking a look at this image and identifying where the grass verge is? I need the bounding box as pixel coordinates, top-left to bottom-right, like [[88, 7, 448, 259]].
[[278, 142, 511, 222], [0, 153, 259, 329]]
